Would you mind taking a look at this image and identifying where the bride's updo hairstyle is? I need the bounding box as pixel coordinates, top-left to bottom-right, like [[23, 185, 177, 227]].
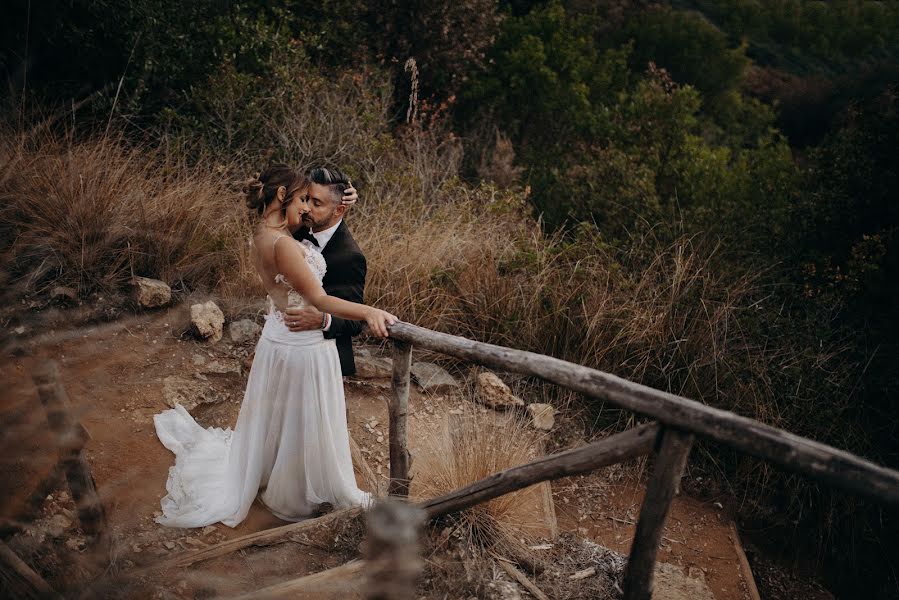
[[243, 164, 307, 215]]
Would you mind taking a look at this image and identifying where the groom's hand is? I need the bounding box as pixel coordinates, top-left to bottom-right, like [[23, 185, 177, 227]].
[[283, 306, 324, 332]]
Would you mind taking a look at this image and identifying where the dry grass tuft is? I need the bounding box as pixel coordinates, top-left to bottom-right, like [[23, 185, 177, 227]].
[[411, 408, 549, 557]]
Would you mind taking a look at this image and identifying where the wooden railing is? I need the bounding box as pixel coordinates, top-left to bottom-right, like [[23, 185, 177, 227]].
[[383, 322, 899, 600]]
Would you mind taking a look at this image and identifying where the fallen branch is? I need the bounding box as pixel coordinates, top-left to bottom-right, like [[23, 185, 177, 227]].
[[228, 559, 366, 600], [493, 553, 550, 600], [350, 433, 385, 496], [157, 507, 363, 570]]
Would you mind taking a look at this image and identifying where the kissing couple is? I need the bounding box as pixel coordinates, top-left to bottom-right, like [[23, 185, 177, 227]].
[[153, 164, 396, 527]]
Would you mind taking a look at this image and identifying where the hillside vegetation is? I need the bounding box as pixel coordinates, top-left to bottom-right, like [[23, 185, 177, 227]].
[[1, 1, 896, 598]]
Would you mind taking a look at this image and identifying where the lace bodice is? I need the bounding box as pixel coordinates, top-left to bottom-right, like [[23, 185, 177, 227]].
[[269, 238, 327, 314]]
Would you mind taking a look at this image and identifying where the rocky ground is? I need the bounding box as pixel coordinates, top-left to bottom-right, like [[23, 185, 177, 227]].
[[0, 298, 833, 599]]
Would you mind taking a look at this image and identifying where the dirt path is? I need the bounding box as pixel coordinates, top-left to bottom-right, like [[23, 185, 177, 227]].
[[1, 307, 765, 598]]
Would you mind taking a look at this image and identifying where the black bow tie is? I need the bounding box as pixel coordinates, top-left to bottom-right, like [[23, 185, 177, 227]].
[[296, 228, 320, 247]]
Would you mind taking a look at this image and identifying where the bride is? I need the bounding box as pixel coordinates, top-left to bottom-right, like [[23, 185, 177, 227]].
[[153, 164, 397, 528]]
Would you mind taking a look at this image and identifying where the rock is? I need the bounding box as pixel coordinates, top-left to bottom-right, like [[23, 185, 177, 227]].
[[192, 354, 207, 366], [489, 580, 522, 600], [163, 541, 176, 550], [65, 536, 87, 551], [229, 319, 261, 344], [411, 362, 460, 394], [190, 301, 224, 342], [355, 355, 394, 379], [13, 325, 26, 335], [50, 286, 78, 304], [202, 359, 241, 375], [653, 561, 716, 600], [475, 372, 525, 410], [46, 514, 72, 538], [163, 375, 218, 411], [132, 277, 171, 308], [527, 403, 555, 431]]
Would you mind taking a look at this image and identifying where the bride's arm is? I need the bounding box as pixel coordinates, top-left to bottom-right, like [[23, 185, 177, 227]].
[[274, 237, 396, 337]]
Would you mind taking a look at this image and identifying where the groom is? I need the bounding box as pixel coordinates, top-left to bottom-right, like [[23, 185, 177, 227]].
[[284, 167, 366, 377]]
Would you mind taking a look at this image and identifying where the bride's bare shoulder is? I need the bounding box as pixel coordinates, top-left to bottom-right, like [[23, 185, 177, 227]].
[[253, 230, 304, 257]]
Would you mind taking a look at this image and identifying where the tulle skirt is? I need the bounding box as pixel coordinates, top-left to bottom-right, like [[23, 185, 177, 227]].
[[153, 312, 372, 528]]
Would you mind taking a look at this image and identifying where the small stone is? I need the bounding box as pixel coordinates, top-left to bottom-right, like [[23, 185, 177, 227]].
[[190, 301, 224, 342], [163, 375, 218, 411], [132, 543, 142, 553], [569, 567, 596, 580], [65, 536, 86, 551], [13, 325, 26, 335], [475, 372, 525, 410], [376, 435, 384, 443], [229, 319, 262, 344], [50, 286, 78, 304], [132, 277, 171, 309], [411, 362, 460, 394], [46, 514, 72, 538], [192, 354, 207, 366], [163, 541, 176, 550], [527, 403, 555, 431], [202, 359, 241, 375]]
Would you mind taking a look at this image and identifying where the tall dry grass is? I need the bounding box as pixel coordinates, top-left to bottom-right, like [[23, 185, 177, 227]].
[[0, 128, 255, 303]]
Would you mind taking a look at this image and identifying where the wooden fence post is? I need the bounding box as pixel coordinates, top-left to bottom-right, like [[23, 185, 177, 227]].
[[31, 362, 107, 543], [364, 499, 426, 600], [388, 341, 413, 497], [623, 427, 694, 600]]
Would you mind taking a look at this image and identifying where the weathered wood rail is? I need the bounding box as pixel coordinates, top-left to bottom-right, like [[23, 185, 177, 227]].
[[383, 321, 899, 600]]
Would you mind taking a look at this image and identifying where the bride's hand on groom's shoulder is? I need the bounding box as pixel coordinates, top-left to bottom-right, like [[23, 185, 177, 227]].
[[364, 307, 398, 339]]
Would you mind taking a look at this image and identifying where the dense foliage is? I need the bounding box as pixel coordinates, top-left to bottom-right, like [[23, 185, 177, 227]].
[[2, 1, 897, 597]]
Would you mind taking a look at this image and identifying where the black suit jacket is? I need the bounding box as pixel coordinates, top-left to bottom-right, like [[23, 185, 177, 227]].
[[295, 221, 366, 376]]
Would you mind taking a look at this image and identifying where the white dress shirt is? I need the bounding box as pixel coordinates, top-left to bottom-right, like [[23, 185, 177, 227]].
[[311, 219, 342, 252], [310, 219, 342, 331]]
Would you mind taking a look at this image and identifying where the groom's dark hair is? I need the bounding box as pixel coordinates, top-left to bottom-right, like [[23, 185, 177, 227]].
[[308, 167, 350, 204]]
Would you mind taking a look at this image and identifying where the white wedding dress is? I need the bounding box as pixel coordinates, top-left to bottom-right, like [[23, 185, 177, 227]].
[[153, 237, 372, 528]]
